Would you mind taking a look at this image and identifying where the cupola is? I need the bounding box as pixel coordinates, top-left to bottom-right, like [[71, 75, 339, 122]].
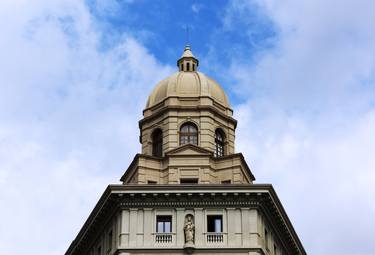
[[177, 45, 199, 72], [140, 45, 237, 159]]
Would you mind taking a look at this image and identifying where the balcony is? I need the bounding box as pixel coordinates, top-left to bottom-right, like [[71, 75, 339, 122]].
[[154, 233, 173, 244], [206, 232, 224, 244]]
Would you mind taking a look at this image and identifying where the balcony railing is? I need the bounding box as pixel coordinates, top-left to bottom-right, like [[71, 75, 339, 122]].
[[155, 233, 173, 244], [206, 232, 224, 243]]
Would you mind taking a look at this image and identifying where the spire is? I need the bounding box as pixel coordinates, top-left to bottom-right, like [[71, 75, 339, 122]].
[[177, 45, 199, 72]]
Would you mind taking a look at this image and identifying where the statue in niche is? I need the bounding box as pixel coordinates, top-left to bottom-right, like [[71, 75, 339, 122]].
[[184, 214, 195, 245]]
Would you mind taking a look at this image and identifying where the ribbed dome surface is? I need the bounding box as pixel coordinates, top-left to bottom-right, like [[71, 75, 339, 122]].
[[146, 71, 230, 108]]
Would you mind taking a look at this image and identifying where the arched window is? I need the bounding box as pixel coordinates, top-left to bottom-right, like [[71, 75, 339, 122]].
[[152, 129, 163, 157], [180, 123, 198, 145], [214, 129, 225, 157]]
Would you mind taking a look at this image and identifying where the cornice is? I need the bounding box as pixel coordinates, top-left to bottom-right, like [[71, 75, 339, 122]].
[[139, 103, 237, 128]]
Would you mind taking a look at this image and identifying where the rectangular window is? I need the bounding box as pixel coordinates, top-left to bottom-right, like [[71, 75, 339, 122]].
[[156, 215, 172, 233], [107, 230, 112, 251], [180, 178, 198, 184], [148, 180, 157, 184], [207, 215, 223, 233], [221, 180, 231, 184]]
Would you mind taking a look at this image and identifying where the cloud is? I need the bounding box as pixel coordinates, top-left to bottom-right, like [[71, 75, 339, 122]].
[[223, 0, 375, 254], [191, 3, 204, 13], [0, 0, 172, 254]]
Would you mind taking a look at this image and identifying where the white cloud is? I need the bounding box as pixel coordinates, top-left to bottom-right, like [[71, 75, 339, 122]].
[[191, 3, 204, 13], [0, 0, 172, 254], [225, 0, 375, 254]]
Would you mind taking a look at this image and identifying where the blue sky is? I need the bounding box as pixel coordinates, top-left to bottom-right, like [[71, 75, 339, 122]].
[[85, 0, 277, 103], [0, 0, 375, 254]]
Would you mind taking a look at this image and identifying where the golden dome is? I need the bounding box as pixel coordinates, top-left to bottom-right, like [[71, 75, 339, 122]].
[[145, 46, 231, 109]]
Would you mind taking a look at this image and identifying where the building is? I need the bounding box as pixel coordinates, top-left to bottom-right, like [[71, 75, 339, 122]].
[[65, 46, 306, 255]]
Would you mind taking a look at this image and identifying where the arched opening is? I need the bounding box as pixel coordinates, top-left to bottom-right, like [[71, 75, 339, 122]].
[[180, 122, 198, 145], [214, 129, 225, 157], [152, 128, 163, 157]]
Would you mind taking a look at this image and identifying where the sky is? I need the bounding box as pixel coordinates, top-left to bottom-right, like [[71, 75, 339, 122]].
[[0, 0, 374, 254]]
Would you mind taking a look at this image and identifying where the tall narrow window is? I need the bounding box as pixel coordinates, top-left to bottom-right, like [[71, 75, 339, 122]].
[[97, 246, 101, 255], [152, 129, 163, 157], [107, 230, 113, 251], [187, 62, 190, 71], [156, 215, 172, 233], [180, 123, 198, 145], [207, 215, 223, 233], [214, 129, 225, 157], [265, 229, 269, 249]]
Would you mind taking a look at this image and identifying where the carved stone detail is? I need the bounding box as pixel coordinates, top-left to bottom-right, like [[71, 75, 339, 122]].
[[184, 214, 195, 245]]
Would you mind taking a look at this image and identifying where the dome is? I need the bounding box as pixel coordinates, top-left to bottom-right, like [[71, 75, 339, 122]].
[[145, 46, 230, 109], [146, 71, 230, 109]]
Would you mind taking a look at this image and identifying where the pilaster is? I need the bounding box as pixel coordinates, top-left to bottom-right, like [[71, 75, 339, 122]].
[[194, 208, 204, 246], [128, 208, 138, 247]]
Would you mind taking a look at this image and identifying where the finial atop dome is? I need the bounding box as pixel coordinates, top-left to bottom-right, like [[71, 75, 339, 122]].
[[177, 45, 199, 72]]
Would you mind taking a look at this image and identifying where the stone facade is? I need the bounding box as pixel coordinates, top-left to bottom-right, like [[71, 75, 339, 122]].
[[65, 46, 306, 255]]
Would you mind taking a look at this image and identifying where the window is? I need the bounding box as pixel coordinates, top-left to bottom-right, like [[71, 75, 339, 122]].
[[207, 215, 223, 233], [152, 129, 163, 157], [156, 215, 172, 233], [107, 230, 112, 251], [274, 244, 277, 255], [97, 246, 101, 255], [180, 178, 198, 184], [214, 129, 225, 157], [187, 62, 190, 71], [148, 180, 157, 184], [221, 180, 231, 184], [180, 123, 198, 145], [265, 229, 269, 249]]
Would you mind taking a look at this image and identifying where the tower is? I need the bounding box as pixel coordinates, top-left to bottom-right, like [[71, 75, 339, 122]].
[[66, 46, 306, 255]]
